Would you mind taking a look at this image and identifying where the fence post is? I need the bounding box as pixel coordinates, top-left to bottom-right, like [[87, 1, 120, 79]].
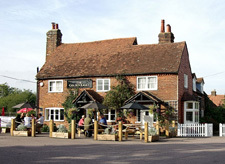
[[31, 119, 36, 137], [144, 122, 148, 143], [219, 123, 222, 137], [0, 118, 1, 133], [118, 121, 122, 142], [165, 120, 169, 137], [71, 120, 75, 139], [94, 120, 98, 140], [49, 120, 54, 137], [10, 118, 15, 136], [156, 120, 159, 135]]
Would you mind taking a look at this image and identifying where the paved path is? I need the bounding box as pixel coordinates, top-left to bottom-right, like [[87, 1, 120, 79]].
[[0, 133, 225, 164]]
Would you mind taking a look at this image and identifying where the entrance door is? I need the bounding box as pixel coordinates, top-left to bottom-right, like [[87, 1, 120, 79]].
[[141, 110, 153, 127]]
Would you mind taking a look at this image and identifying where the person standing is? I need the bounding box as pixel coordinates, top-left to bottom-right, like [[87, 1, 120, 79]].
[[78, 115, 85, 129]]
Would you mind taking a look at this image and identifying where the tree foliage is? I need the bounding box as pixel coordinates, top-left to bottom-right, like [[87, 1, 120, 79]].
[[0, 83, 36, 113], [103, 76, 135, 110], [62, 89, 79, 123]]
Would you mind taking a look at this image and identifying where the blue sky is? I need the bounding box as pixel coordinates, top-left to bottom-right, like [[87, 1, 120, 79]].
[[0, 0, 225, 95]]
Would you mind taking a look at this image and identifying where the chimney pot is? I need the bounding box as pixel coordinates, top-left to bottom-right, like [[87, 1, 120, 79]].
[[55, 23, 59, 29], [161, 19, 165, 33], [51, 22, 55, 29], [211, 90, 217, 96], [166, 24, 171, 32]]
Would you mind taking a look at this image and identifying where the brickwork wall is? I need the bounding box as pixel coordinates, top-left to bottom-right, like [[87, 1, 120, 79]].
[[177, 45, 193, 123], [38, 74, 178, 126]]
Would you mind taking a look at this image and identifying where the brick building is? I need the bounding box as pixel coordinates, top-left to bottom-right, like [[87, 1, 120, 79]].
[[36, 20, 204, 126]]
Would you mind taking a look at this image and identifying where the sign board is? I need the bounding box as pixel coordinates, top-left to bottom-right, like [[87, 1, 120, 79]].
[[67, 79, 93, 88]]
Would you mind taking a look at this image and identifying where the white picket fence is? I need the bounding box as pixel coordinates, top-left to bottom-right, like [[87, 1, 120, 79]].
[[219, 123, 225, 137], [177, 123, 213, 137]]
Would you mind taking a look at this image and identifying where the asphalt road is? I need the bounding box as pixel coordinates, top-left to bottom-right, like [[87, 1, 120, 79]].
[[1, 133, 225, 164]]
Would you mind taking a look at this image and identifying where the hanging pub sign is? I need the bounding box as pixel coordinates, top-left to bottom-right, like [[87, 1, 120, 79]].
[[67, 79, 93, 88]]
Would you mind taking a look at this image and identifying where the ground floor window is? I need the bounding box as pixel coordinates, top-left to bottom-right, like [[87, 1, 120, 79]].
[[184, 101, 199, 124], [45, 108, 64, 121], [104, 109, 116, 122]]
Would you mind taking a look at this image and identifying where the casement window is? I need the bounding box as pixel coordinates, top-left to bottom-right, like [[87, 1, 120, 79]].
[[96, 79, 110, 92], [184, 74, 188, 89], [184, 101, 199, 124], [193, 78, 196, 91], [104, 109, 116, 122], [45, 108, 64, 121], [137, 76, 157, 90], [48, 80, 63, 92]]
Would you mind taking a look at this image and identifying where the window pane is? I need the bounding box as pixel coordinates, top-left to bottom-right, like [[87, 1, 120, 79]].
[[195, 103, 199, 109], [97, 80, 103, 90], [60, 109, 64, 120], [195, 111, 199, 123], [104, 80, 109, 90], [49, 81, 55, 91], [111, 109, 115, 115], [55, 110, 59, 120], [186, 112, 193, 121], [50, 110, 54, 120], [104, 114, 109, 120], [145, 111, 149, 116], [56, 81, 62, 92], [138, 78, 146, 89], [187, 103, 193, 109], [45, 109, 49, 120]]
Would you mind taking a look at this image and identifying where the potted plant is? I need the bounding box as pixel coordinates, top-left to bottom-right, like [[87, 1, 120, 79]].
[[52, 124, 71, 139], [13, 124, 31, 136], [148, 127, 159, 142], [97, 126, 118, 141]]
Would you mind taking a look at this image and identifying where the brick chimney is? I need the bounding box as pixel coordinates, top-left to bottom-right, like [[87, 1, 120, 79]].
[[211, 90, 217, 96], [158, 19, 175, 44], [46, 22, 62, 61]]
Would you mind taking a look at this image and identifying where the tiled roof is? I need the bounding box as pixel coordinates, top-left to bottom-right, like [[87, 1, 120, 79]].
[[36, 37, 186, 79], [208, 95, 225, 106]]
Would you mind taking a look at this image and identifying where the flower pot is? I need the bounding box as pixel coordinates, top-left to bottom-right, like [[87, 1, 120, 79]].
[[52, 132, 71, 139], [13, 131, 31, 137], [148, 135, 159, 142], [97, 134, 118, 141]]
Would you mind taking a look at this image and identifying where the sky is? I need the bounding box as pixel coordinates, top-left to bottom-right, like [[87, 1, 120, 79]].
[[0, 0, 225, 95]]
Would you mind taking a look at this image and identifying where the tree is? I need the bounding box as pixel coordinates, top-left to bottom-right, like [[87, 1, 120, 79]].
[[62, 88, 79, 123], [0, 83, 36, 114], [103, 76, 135, 112]]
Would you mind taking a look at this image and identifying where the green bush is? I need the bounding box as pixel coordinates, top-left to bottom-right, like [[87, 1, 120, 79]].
[[41, 124, 49, 132], [16, 124, 27, 131], [57, 124, 67, 133]]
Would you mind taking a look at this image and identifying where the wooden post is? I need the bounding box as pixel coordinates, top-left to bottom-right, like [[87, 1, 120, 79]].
[[49, 120, 54, 137], [165, 120, 169, 137], [71, 120, 75, 139], [31, 119, 36, 137], [156, 120, 159, 135], [144, 122, 148, 143], [11, 118, 15, 136], [118, 121, 122, 142], [94, 120, 98, 140]]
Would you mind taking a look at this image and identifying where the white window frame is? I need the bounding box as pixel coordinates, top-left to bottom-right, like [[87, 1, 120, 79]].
[[48, 80, 63, 93], [184, 101, 199, 124], [45, 108, 64, 121], [104, 109, 116, 122], [137, 76, 158, 91], [193, 77, 196, 91], [184, 74, 188, 89], [96, 79, 110, 92]]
